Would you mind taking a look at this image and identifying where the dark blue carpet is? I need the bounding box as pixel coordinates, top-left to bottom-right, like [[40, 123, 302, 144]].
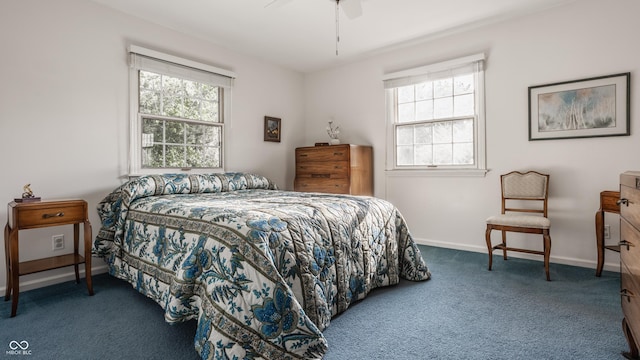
[[0, 246, 626, 359], [323, 246, 624, 360]]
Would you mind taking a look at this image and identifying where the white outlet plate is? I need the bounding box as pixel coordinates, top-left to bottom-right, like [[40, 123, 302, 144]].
[[604, 225, 611, 239], [52, 234, 65, 251]]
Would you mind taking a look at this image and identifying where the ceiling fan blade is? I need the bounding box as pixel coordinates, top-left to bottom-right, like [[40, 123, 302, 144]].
[[339, 0, 363, 19], [265, 0, 294, 8]]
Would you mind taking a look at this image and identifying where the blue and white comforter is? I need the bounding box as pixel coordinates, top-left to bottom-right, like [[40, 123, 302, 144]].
[[94, 173, 430, 359]]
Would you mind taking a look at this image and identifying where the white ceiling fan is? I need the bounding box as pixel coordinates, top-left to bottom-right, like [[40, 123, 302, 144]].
[[265, 0, 365, 55], [265, 0, 364, 19]]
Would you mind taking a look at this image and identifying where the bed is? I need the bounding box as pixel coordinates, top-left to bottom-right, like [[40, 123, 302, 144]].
[[94, 172, 430, 359]]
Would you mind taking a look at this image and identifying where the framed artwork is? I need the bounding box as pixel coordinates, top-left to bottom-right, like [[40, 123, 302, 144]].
[[264, 116, 281, 142], [528, 72, 630, 140]]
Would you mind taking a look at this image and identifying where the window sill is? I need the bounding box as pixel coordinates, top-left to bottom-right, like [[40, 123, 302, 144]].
[[385, 168, 488, 178]]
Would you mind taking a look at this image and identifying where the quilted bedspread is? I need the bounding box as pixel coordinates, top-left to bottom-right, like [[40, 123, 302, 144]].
[[94, 173, 430, 359]]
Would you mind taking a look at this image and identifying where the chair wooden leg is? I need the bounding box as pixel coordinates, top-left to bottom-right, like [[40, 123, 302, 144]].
[[501, 230, 508, 260], [486, 225, 493, 271], [543, 230, 551, 281]]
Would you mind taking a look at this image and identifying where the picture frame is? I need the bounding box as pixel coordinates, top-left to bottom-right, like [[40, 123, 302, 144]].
[[264, 116, 281, 142], [528, 72, 630, 140]]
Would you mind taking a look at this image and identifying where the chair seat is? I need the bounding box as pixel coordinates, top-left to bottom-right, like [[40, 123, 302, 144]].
[[486, 214, 550, 229]]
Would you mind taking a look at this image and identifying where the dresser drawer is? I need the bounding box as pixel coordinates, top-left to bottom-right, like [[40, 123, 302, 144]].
[[14, 201, 86, 229], [621, 172, 640, 191], [296, 146, 350, 162], [621, 262, 640, 345], [296, 161, 349, 178], [621, 218, 640, 274], [621, 184, 640, 232], [294, 178, 350, 194]]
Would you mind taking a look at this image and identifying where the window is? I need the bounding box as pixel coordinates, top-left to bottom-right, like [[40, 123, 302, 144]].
[[384, 54, 486, 175], [128, 46, 235, 175]]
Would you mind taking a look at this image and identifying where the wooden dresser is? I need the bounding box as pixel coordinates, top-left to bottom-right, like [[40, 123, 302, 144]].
[[294, 144, 373, 195], [620, 171, 640, 358]]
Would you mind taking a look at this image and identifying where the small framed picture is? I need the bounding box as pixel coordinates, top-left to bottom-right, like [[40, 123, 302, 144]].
[[264, 116, 281, 142]]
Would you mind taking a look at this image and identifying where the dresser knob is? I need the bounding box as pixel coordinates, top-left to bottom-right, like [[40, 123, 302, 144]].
[[619, 239, 635, 251], [618, 198, 630, 206], [621, 288, 635, 302]]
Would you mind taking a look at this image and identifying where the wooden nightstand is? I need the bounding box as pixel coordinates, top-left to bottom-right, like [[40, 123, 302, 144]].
[[595, 190, 621, 277], [4, 199, 94, 317]]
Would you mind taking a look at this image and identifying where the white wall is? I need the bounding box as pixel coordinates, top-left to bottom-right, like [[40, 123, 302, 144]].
[[0, 0, 305, 290], [304, 0, 640, 272]]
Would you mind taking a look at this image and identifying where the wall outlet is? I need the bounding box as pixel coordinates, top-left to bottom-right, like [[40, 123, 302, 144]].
[[604, 225, 611, 239], [52, 234, 65, 251]]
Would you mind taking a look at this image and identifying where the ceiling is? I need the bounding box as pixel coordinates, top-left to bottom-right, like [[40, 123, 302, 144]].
[[89, 0, 575, 73]]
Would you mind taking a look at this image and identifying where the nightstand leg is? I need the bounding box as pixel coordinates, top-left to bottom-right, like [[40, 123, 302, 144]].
[[595, 209, 605, 277], [84, 220, 94, 296], [9, 227, 19, 317], [4, 224, 10, 301], [73, 224, 80, 283]]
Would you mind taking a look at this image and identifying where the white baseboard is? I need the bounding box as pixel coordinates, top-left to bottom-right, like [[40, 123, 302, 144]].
[[415, 237, 620, 274], [0, 264, 109, 294]]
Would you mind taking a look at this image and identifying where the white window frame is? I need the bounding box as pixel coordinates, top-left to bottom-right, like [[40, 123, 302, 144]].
[[128, 45, 236, 176], [383, 53, 487, 177]]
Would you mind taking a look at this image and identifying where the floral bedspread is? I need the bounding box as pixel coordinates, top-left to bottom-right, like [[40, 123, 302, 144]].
[[94, 173, 430, 359]]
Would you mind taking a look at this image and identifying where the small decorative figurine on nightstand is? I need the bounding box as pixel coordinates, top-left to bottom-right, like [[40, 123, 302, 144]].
[[327, 120, 340, 145], [15, 183, 41, 202]]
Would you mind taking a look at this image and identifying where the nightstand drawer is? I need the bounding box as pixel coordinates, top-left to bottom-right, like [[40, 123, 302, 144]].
[[14, 201, 86, 229], [600, 191, 621, 213]]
